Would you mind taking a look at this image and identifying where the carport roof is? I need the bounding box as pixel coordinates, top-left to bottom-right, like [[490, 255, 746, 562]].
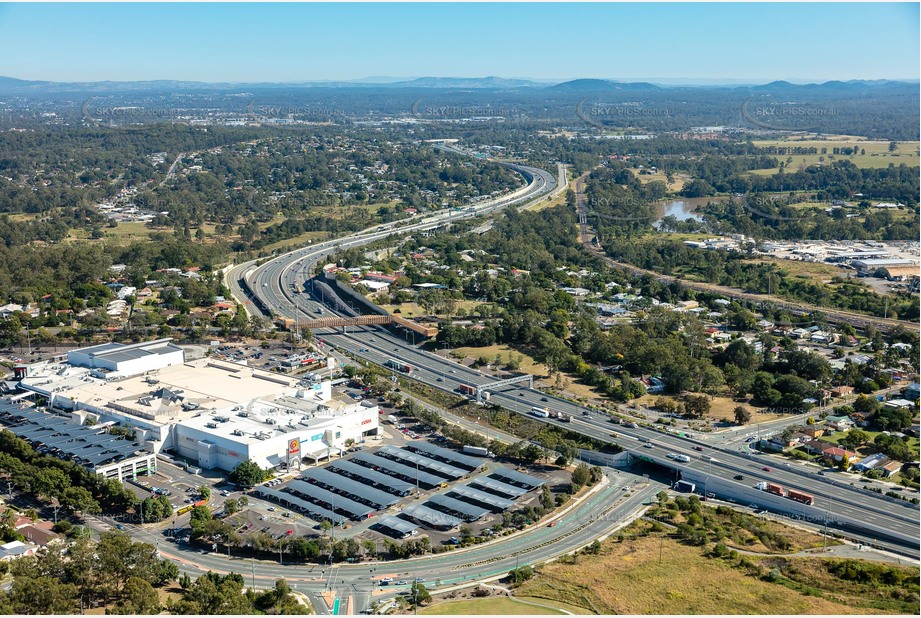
[[426, 493, 489, 521], [378, 445, 466, 479], [350, 452, 444, 488], [402, 503, 462, 529], [300, 468, 401, 509], [404, 441, 483, 471], [252, 485, 346, 525], [286, 479, 375, 520], [376, 515, 419, 537], [449, 484, 516, 511], [328, 459, 413, 495], [489, 468, 544, 489], [470, 477, 529, 498]]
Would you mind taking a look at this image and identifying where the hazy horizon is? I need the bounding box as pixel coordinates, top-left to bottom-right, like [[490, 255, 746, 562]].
[[1, 2, 918, 83]]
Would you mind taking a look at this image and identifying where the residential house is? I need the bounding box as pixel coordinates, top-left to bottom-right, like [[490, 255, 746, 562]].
[[884, 399, 915, 412], [802, 426, 825, 439], [822, 446, 856, 464], [0, 540, 37, 561], [829, 386, 854, 398], [825, 415, 855, 431], [881, 460, 903, 477], [903, 383, 920, 402]]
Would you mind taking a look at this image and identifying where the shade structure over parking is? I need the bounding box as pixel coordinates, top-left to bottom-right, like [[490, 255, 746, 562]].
[[448, 484, 516, 512], [377, 445, 466, 479], [425, 493, 489, 522], [402, 503, 463, 530], [489, 468, 544, 489], [470, 476, 529, 498], [373, 515, 419, 539], [351, 452, 444, 488], [286, 479, 376, 520], [0, 403, 146, 467], [252, 485, 346, 525], [300, 467, 401, 509], [328, 459, 413, 496], [404, 441, 484, 471]]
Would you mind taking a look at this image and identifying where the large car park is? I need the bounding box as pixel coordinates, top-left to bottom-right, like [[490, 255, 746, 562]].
[[238, 436, 563, 546]]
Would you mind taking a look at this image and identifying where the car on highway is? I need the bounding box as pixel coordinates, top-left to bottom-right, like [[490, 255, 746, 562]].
[[547, 521, 558, 527], [116, 524, 125, 531], [693, 446, 704, 451], [396, 580, 408, 586], [733, 475, 744, 480], [666, 453, 677, 459], [762, 467, 771, 472], [540, 397, 548, 402], [643, 442, 654, 448], [267, 507, 276, 512]]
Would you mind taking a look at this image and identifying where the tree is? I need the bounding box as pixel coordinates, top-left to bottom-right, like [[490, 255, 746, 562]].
[[507, 565, 535, 584], [9, 576, 78, 614], [683, 394, 711, 419], [223, 498, 239, 516], [117, 576, 160, 614], [733, 405, 752, 425], [228, 460, 267, 487], [410, 581, 431, 606], [198, 485, 211, 500], [571, 463, 591, 489]]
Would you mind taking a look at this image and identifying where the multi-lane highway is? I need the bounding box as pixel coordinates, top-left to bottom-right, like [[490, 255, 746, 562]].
[[232, 160, 919, 565]]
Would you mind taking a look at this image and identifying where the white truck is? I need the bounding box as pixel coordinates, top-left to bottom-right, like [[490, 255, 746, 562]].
[[462, 445, 490, 457]]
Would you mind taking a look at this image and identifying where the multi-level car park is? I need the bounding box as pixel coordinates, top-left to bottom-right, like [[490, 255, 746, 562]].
[[247, 439, 549, 541]]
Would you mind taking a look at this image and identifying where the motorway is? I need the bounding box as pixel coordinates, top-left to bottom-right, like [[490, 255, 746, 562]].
[[227, 158, 561, 319]]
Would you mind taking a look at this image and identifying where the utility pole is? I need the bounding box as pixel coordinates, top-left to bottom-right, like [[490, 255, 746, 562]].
[[251, 557, 256, 589]]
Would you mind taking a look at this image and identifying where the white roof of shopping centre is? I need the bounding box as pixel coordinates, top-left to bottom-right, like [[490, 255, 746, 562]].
[[21, 358, 305, 424]]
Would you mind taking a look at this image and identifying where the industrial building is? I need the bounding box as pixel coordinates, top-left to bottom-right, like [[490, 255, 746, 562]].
[[852, 258, 917, 273]]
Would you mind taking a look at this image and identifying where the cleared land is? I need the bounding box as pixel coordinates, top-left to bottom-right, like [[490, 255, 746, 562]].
[[514, 524, 916, 614], [747, 139, 919, 174], [419, 596, 566, 615]]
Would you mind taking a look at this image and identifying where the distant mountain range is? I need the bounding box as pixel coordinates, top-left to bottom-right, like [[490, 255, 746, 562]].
[[0, 75, 916, 94]]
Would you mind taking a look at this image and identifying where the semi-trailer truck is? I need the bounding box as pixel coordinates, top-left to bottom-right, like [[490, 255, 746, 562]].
[[458, 384, 476, 396], [384, 359, 414, 374], [756, 482, 814, 505]]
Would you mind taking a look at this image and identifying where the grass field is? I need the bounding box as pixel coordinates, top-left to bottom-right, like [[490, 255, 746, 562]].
[[514, 530, 908, 614], [747, 139, 919, 174], [744, 258, 858, 287], [419, 596, 566, 615], [634, 170, 689, 192], [630, 394, 786, 426]]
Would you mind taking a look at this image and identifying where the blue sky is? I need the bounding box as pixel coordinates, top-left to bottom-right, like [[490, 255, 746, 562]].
[[1, 2, 918, 83]]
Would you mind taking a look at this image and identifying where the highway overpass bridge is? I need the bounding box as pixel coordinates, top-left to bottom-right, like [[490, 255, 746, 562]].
[[276, 313, 438, 338]]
